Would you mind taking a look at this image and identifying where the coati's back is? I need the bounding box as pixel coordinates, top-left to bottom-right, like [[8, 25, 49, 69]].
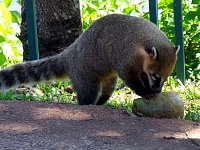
[[0, 14, 179, 104], [71, 14, 178, 99], [74, 14, 176, 70]]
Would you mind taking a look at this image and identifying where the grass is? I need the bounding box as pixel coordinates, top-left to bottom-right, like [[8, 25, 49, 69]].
[[0, 76, 199, 122], [163, 77, 200, 121], [108, 77, 200, 122]]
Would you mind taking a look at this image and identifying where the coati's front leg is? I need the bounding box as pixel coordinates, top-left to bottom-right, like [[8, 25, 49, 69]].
[[96, 75, 117, 105]]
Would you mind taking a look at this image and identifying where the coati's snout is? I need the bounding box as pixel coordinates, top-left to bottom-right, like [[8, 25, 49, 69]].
[[137, 71, 163, 99], [123, 71, 163, 99]]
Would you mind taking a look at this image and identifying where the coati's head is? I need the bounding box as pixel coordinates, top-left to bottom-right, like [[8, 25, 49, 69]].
[[128, 45, 180, 99]]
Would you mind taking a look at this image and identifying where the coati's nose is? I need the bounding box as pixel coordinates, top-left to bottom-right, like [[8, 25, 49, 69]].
[[143, 89, 161, 100], [151, 84, 162, 93]]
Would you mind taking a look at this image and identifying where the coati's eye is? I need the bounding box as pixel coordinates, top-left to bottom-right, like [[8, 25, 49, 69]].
[[149, 47, 159, 60]]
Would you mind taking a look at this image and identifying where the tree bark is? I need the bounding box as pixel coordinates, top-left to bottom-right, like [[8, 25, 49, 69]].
[[19, 0, 82, 60]]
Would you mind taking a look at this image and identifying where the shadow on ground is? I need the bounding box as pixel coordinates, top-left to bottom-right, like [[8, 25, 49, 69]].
[[0, 100, 200, 150]]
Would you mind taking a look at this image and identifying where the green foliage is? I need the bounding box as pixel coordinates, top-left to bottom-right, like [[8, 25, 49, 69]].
[[185, 101, 200, 122], [4, 0, 12, 7], [0, 82, 77, 103], [81, 0, 148, 30], [163, 77, 200, 100], [164, 77, 200, 121], [0, 0, 22, 69], [158, 0, 200, 81]]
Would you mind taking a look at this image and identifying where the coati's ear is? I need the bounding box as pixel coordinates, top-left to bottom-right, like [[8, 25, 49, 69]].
[[149, 47, 158, 60], [175, 45, 180, 55]]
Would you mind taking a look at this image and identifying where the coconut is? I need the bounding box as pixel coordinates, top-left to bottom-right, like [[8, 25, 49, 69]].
[[132, 92, 184, 118]]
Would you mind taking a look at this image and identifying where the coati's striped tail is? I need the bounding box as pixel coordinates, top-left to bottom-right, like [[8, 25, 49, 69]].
[[0, 54, 67, 90]]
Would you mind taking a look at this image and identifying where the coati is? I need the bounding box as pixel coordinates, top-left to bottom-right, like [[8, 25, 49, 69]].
[[0, 14, 179, 105]]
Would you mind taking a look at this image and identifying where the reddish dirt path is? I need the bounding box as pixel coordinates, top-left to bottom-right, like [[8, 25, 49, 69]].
[[0, 100, 200, 150]]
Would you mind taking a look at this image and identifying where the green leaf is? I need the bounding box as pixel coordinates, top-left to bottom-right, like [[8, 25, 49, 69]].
[[191, 24, 198, 31], [116, 0, 129, 8], [3, 0, 12, 7], [110, 0, 117, 9], [85, 1, 98, 11], [184, 11, 198, 22], [0, 52, 7, 66], [0, 3, 12, 25], [0, 35, 5, 43], [123, 7, 133, 14], [2, 42, 14, 58], [17, 0, 21, 4], [192, 32, 200, 41], [197, 7, 200, 19], [192, 0, 200, 4], [167, 2, 173, 9], [10, 11, 21, 24]]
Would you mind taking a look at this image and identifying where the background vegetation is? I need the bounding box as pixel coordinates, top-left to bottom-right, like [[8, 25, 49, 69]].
[[0, 0, 199, 121], [0, 0, 22, 68]]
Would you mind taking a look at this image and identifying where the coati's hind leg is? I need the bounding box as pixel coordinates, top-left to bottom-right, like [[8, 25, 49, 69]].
[[96, 75, 117, 105], [72, 77, 101, 105]]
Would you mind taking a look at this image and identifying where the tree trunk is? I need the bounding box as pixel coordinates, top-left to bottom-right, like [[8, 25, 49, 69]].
[[19, 0, 82, 60]]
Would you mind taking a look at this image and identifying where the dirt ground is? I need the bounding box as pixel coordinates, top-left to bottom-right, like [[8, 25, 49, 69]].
[[0, 100, 200, 150]]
